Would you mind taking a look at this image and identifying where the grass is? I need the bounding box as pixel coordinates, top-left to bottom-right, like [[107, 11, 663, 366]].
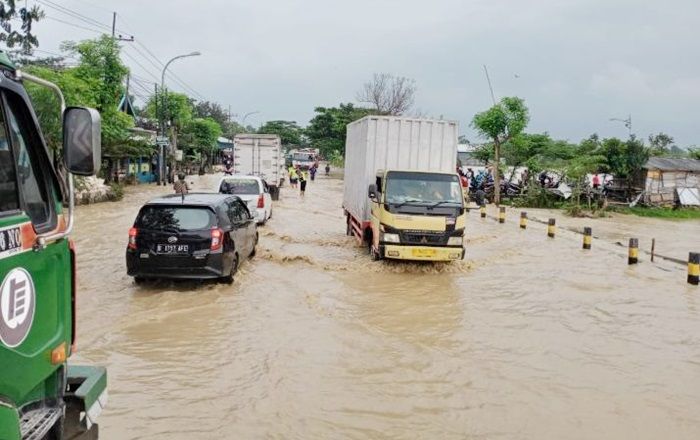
[[608, 206, 700, 219]]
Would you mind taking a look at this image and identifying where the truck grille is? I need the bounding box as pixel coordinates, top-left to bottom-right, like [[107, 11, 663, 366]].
[[400, 231, 449, 246]]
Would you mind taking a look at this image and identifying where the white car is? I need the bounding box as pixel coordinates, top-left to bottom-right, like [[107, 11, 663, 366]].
[[217, 175, 272, 225]]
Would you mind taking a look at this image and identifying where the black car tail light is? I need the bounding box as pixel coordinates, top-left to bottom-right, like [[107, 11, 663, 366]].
[[211, 227, 223, 251], [128, 227, 138, 249]]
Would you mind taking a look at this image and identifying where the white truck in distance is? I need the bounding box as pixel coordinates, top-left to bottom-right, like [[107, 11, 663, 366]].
[[233, 134, 284, 200]]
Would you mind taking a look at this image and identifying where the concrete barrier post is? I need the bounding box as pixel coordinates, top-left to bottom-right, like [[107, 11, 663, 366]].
[[628, 238, 639, 265], [583, 227, 592, 249], [520, 212, 527, 229], [547, 218, 556, 238], [688, 252, 700, 285], [499, 206, 506, 224]]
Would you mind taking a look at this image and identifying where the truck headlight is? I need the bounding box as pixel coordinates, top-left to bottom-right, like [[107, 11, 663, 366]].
[[447, 236, 463, 246], [381, 233, 400, 243]]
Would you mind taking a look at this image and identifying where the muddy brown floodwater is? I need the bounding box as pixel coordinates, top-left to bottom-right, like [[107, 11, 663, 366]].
[[70, 174, 700, 440]]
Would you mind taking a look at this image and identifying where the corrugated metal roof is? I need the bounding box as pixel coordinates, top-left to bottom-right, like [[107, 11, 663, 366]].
[[644, 157, 700, 172]]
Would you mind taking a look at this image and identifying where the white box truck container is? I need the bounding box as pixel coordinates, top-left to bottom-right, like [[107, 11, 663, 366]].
[[233, 134, 284, 200], [343, 116, 464, 261], [343, 116, 459, 225]]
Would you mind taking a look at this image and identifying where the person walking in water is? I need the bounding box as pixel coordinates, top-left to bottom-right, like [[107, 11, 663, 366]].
[[173, 172, 189, 194], [298, 168, 307, 197], [289, 166, 298, 189], [325, 163, 330, 176], [309, 165, 317, 182]]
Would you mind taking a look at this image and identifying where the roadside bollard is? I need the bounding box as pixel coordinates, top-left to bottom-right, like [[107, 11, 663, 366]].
[[583, 227, 592, 250], [688, 252, 700, 285], [519, 212, 527, 229], [547, 218, 556, 238], [480, 204, 486, 218], [498, 206, 506, 224], [628, 238, 639, 265]]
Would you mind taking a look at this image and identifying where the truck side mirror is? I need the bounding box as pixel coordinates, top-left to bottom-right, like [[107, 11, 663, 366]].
[[368, 183, 378, 201], [63, 107, 101, 176]]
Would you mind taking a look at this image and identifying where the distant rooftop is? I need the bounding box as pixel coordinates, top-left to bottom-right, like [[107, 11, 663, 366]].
[[644, 157, 700, 172]]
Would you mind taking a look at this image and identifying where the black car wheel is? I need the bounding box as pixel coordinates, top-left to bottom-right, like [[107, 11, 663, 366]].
[[222, 253, 239, 284], [250, 233, 258, 258]]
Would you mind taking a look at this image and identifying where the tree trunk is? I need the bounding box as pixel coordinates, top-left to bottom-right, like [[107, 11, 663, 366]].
[[493, 140, 501, 205]]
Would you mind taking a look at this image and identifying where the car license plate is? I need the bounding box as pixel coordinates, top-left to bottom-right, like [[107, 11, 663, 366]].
[[412, 249, 436, 257], [156, 244, 189, 254]]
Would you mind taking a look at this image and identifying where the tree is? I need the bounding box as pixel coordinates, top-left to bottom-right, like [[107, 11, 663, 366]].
[[648, 132, 675, 156], [356, 73, 416, 115], [193, 101, 228, 125], [24, 65, 97, 150], [0, 1, 44, 52], [598, 135, 649, 194], [689, 148, 700, 160], [192, 101, 246, 135], [258, 120, 302, 145], [144, 91, 193, 132], [471, 97, 529, 204], [305, 103, 373, 157], [188, 117, 221, 165], [62, 36, 133, 156]]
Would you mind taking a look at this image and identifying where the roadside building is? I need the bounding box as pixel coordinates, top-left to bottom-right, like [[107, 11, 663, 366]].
[[642, 157, 700, 206]]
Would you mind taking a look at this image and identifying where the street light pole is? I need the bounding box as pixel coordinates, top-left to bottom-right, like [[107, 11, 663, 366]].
[[159, 51, 201, 185], [241, 111, 260, 129], [610, 114, 632, 138]]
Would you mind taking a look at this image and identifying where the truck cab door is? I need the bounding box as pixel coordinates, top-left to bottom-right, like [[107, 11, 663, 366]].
[[0, 90, 71, 417]]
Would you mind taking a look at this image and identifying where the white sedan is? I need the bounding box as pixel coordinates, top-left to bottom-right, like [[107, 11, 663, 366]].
[[217, 175, 272, 225]]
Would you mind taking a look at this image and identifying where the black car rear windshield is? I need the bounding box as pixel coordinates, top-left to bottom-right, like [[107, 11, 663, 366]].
[[220, 178, 260, 195], [136, 206, 215, 231]]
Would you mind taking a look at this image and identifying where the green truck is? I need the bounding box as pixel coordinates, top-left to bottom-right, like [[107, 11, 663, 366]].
[[0, 53, 106, 439]]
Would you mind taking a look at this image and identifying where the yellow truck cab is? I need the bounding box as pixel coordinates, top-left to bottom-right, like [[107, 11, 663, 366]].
[[368, 169, 466, 261], [343, 115, 465, 262]]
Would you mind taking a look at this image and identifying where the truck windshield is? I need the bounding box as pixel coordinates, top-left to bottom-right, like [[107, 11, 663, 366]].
[[385, 172, 462, 205]]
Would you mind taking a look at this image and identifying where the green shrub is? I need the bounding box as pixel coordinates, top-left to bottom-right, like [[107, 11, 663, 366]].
[[107, 183, 124, 201]]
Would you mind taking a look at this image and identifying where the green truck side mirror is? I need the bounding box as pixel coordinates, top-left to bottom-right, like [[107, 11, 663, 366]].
[[63, 107, 101, 176]]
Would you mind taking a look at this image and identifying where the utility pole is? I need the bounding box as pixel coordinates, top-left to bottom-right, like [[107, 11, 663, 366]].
[[111, 12, 135, 42], [610, 114, 632, 138], [155, 83, 165, 186], [483, 64, 497, 106]]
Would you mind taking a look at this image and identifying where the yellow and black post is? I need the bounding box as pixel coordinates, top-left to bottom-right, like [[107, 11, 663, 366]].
[[519, 212, 527, 229], [480, 204, 486, 218], [628, 238, 639, 265], [688, 252, 699, 285], [547, 218, 556, 238], [499, 206, 506, 224], [583, 227, 592, 250]]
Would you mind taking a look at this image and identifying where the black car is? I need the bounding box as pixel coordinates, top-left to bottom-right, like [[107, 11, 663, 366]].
[[126, 193, 258, 283]]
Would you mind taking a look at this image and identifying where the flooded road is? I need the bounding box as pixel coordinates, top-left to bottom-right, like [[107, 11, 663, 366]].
[[70, 174, 700, 439]]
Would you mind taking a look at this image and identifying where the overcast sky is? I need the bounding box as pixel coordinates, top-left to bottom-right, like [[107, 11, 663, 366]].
[[31, 0, 700, 146]]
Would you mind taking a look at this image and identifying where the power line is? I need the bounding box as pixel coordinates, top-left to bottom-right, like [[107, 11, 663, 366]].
[[36, 0, 112, 32], [115, 17, 207, 101], [43, 14, 104, 34], [36, 0, 208, 102], [120, 49, 160, 82], [64, 0, 112, 13]]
